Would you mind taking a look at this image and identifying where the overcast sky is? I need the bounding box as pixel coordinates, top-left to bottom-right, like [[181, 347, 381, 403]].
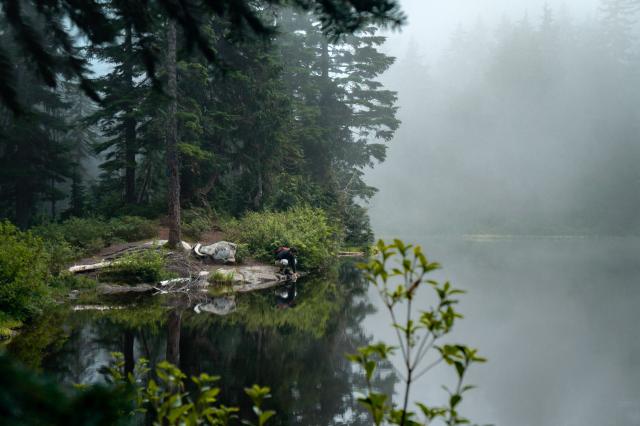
[[384, 0, 602, 58]]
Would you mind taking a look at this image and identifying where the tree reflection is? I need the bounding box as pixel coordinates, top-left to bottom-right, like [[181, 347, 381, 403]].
[[8, 260, 397, 425]]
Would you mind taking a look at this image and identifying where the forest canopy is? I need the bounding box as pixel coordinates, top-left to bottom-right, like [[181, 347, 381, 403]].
[[0, 1, 401, 249]]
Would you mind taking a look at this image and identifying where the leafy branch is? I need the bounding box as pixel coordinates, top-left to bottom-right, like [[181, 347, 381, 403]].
[[349, 239, 487, 426]]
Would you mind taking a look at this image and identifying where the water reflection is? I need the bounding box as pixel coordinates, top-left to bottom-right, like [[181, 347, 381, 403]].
[[8, 260, 397, 425]]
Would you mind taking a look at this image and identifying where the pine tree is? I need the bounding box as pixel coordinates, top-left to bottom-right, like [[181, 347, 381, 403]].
[[87, 6, 153, 207]]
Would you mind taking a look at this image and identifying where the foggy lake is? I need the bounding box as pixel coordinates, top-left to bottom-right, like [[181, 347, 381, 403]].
[[8, 235, 639, 425], [362, 235, 640, 426]]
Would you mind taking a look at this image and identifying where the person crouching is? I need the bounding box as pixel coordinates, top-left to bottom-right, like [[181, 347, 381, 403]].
[[274, 246, 298, 278]]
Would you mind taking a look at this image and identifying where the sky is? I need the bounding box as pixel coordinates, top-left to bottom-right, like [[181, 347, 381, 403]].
[[384, 0, 601, 58]]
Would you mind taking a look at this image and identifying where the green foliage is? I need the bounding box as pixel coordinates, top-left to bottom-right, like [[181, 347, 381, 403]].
[[224, 206, 340, 270], [33, 216, 157, 258], [34, 217, 109, 254], [208, 270, 235, 284], [49, 272, 98, 290], [0, 314, 22, 340], [181, 207, 217, 240], [224, 277, 340, 338], [99, 250, 168, 284], [235, 243, 251, 264], [6, 308, 71, 370], [108, 216, 158, 242], [0, 353, 130, 426], [105, 352, 275, 425], [350, 239, 486, 426], [0, 221, 51, 323]]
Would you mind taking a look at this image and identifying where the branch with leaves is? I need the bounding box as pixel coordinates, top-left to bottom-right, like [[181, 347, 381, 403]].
[[348, 239, 487, 426], [104, 352, 275, 425]]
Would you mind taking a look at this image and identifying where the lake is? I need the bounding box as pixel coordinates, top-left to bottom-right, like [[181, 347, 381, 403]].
[[7, 236, 640, 425]]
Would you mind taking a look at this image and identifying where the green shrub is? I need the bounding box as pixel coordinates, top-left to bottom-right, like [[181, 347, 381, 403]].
[[45, 239, 78, 276], [33, 218, 108, 255], [224, 206, 341, 269], [108, 216, 157, 242], [99, 250, 168, 284], [181, 207, 216, 240], [49, 272, 97, 290], [0, 313, 22, 340], [33, 216, 158, 259], [235, 243, 250, 263], [207, 269, 235, 284], [0, 222, 51, 322]]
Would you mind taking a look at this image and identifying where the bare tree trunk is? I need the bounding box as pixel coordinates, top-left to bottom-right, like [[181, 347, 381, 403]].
[[166, 19, 181, 248], [124, 21, 137, 205], [124, 330, 135, 376], [166, 309, 182, 365], [50, 177, 56, 219]]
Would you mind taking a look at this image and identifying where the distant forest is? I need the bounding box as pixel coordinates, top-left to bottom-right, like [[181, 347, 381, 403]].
[[0, 6, 399, 246], [375, 0, 640, 236]]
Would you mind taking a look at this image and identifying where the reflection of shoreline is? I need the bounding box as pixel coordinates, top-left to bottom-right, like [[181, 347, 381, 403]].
[[461, 234, 592, 241], [376, 233, 638, 241]]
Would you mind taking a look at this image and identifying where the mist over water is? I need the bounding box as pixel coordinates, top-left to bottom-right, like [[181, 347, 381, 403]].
[[370, 0, 640, 236], [362, 236, 640, 425], [365, 1, 640, 424]]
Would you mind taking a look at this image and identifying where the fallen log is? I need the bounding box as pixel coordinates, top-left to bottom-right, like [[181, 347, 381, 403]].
[[337, 251, 365, 258], [68, 261, 112, 273]]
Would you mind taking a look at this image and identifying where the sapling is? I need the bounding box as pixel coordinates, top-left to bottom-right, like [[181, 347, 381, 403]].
[[349, 239, 486, 426]]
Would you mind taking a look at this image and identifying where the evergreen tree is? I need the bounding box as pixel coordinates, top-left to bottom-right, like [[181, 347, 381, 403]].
[[87, 5, 153, 207], [0, 19, 75, 227]]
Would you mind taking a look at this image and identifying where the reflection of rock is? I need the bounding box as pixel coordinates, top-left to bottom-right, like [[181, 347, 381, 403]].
[[194, 295, 236, 316], [97, 283, 155, 295], [193, 241, 237, 263], [207, 265, 303, 293]]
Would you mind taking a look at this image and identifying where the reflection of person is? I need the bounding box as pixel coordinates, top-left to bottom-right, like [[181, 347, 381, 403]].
[[274, 246, 298, 276], [275, 283, 297, 309]]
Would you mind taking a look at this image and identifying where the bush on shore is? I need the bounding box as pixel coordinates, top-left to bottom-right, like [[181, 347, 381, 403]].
[[0, 222, 51, 323], [32, 216, 158, 258], [98, 250, 169, 284], [224, 206, 341, 269]]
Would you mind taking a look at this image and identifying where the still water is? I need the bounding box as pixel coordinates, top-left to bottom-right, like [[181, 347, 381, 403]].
[[8, 237, 640, 425]]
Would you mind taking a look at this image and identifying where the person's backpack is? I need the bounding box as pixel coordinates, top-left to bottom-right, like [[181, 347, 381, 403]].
[[274, 246, 289, 255]]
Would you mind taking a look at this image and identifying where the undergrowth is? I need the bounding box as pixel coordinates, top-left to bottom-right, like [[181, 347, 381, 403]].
[[223, 206, 341, 270], [99, 250, 169, 284]]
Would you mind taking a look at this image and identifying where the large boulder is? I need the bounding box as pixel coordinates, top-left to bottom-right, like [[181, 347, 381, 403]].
[[193, 241, 237, 263]]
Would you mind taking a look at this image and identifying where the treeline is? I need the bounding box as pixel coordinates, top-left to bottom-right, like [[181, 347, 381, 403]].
[[376, 0, 640, 235], [0, 6, 399, 247]]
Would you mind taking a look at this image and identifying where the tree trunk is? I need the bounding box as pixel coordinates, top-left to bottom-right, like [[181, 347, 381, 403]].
[[50, 177, 56, 219], [124, 330, 135, 376], [124, 21, 137, 204], [15, 179, 32, 229], [166, 19, 182, 248], [166, 309, 182, 365]]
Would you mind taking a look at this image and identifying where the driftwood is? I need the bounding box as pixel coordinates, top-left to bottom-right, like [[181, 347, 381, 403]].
[[337, 251, 365, 258], [68, 261, 112, 273]]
